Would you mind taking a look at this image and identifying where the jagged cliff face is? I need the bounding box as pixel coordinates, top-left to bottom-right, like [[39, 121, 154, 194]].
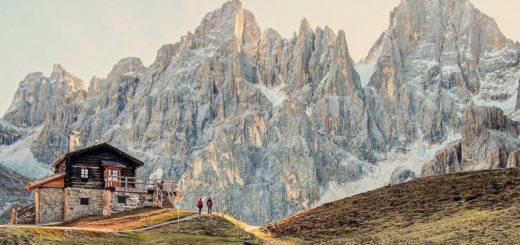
[[361, 0, 519, 148], [2, 0, 520, 224]]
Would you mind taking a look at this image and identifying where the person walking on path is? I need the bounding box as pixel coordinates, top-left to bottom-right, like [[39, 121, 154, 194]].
[[197, 198, 203, 215], [207, 197, 213, 214]]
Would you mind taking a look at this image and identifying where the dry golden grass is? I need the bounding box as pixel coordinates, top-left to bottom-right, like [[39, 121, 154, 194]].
[[0, 215, 263, 244], [266, 169, 520, 244], [66, 207, 195, 230]]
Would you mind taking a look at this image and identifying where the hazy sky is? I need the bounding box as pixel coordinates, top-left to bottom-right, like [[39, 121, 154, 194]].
[[0, 0, 518, 115]]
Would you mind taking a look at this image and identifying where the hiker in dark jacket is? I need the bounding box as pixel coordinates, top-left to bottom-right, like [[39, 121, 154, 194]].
[[197, 198, 203, 215], [207, 197, 213, 214]]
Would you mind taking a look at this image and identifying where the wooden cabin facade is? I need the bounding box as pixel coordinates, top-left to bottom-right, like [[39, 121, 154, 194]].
[[11, 143, 180, 225], [50, 144, 142, 190]]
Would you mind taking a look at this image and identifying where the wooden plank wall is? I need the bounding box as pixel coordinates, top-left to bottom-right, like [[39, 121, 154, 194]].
[[65, 147, 138, 189]]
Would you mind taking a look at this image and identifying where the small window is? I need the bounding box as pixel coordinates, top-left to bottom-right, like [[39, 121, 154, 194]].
[[80, 198, 89, 205], [117, 196, 127, 204], [81, 169, 89, 179]]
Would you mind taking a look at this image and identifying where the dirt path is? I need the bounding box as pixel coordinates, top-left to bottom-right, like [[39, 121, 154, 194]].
[[0, 224, 116, 233], [128, 214, 199, 232]]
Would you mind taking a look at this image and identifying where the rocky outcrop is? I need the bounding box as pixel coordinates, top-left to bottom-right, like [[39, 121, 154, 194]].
[[423, 105, 520, 175], [422, 140, 462, 176], [461, 105, 520, 169], [390, 167, 417, 185], [507, 149, 520, 168], [0, 124, 21, 145]]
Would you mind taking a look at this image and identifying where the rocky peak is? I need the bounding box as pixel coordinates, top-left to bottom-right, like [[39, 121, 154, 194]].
[[50, 64, 67, 78], [3, 65, 87, 127], [367, 0, 518, 92], [318, 30, 361, 97], [152, 44, 177, 70], [194, 0, 260, 53], [50, 64, 87, 95], [106, 58, 145, 81], [357, 0, 520, 148], [298, 18, 312, 36], [88, 76, 105, 96]]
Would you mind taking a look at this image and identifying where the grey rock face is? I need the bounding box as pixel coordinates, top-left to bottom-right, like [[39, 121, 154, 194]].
[[10, 0, 367, 225], [423, 105, 520, 175], [461, 105, 520, 169], [507, 149, 520, 168], [3, 65, 87, 127], [515, 78, 520, 111], [0, 124, 21, 145], [0, 164, 32, 224], [422, 140, 462, 176], [361, 0, 519, 148]]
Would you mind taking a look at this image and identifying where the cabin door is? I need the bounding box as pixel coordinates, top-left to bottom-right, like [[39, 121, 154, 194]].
[[105, 168, 121, 188]]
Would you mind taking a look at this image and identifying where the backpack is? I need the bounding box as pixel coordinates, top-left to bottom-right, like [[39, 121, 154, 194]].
[[197, 200, 203, 208]]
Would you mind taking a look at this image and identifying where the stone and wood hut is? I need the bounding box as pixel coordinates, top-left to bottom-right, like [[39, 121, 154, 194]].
[[10, 143, 180, 225]]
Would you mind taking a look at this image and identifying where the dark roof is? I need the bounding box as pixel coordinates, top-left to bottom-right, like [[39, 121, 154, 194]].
[[50, 143, 144, 169]]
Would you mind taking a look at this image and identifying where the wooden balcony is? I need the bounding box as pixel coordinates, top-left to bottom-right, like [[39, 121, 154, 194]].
[[104, 176, 180, 208], [104, 176, 177, 194]]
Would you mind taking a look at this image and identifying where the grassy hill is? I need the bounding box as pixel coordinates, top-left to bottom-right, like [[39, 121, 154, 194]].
[[0, 208, 264, 245], [265, 169, 520, 244]]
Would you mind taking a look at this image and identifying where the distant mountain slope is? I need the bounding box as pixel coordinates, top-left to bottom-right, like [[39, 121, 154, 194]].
[[0, 164, 32, 224], [266, 169, 520, 244]]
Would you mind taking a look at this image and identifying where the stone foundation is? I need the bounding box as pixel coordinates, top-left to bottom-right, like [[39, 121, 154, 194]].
[[34, 187, 156, 223], [36, 188, 63, 224], [103, 191, 154, 216], [64, 188, 104, 221]]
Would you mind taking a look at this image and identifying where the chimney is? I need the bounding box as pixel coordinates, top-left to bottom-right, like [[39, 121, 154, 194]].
[[68, 131, 81, 152]]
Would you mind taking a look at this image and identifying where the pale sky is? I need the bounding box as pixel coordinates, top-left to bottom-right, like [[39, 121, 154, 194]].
[[0, 0, 518, 115]]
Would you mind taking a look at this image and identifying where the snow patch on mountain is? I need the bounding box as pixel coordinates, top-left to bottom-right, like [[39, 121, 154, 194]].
[[355, 61, 376, 87], [473, 74, 520, 115], [256, 83, 288, 107], [317, 134, 462, 205], [0, 126, 52, 178]]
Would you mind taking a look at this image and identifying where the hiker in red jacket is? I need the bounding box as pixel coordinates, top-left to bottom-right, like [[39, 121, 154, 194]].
[[207, 197, 213, 214], [197, 198, 203, 215]]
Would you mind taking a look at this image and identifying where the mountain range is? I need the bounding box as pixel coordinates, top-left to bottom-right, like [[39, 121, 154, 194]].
[[0, 0, 519, 224]]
